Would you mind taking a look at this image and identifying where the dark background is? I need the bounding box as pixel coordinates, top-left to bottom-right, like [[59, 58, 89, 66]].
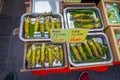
[[0, 0, 120, 80]]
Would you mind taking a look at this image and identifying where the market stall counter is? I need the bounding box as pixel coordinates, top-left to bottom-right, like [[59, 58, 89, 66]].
[[19, 0, 120, 76]]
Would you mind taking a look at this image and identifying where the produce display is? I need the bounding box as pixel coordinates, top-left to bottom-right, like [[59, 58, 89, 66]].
[[69, 38, 107, 63], [22, 12, 62, 39], [105, 3, 120, 24], [25, 43, 65, 69], [70, 10, 100, 29], [66, 32, 113, 67], [64, 7, 103, 31], [19, 1, 115, 71]]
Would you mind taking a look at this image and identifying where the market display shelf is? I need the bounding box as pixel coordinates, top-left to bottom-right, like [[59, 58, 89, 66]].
[[67, 33, 113, 67], [21, 42, 68, 72], [20, 0, 120, 76]]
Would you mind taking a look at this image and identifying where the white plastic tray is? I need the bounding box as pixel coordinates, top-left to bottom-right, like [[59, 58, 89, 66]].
[[30, 0, 61, 13]]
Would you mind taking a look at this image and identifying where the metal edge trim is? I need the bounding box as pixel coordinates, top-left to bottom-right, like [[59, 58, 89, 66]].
[[19, 13, 64, 42], [63, 6, 104, 31], [23, 42, 68, 71], [30, 0, 61, 13], [67, 33, 113, 67]]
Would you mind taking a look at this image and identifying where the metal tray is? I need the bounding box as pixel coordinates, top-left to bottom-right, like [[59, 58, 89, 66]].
[[19, 13, 64, 41], [67, 33, 113, 67], [63, 7, 104, 32], [23, 42, 67, 71], [30, 0, 61, 13]]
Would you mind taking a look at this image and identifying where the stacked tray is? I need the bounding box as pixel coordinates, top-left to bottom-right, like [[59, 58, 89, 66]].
[[67, 33, 113, 67], [63, 6, 113, 67], [19, 13, 64, 41], [30, 0, 61, 13], [19, 1, 113, 71], [64, 7, 104, 32], [23, 42, 67, 71], [19, 12, 67, 71], [19, 0, 67, 71]]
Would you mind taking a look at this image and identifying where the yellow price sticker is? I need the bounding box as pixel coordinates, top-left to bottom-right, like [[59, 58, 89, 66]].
[[51, 29, 89, 43], [69, 28, 89, 43], [51, 29, 69, 42]]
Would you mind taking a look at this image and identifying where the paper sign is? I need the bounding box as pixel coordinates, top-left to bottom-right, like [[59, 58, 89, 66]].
[[64, 0, 81, 2], [51, 29, 89, 42], [51, 29, 69, 42], [69, 29, 89, 43]]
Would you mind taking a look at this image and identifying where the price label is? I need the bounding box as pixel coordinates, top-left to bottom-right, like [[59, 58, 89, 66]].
[[69, 29, 89, 43], [51, 29, 89, 42], [51, 29, 69, 42]]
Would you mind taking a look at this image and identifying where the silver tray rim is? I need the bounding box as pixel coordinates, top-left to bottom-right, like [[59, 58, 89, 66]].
[[30, 0, 61, 13], [63, 6, 104, 32], [23, 42, 68, 71], [67, 33, 113, 67], [19, 12, 64, 42]]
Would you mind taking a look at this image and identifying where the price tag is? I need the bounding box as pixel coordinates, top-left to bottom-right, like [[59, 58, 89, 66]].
[[51, 29, 89, 42], [64, 0, 81, 2], [69, 29, 89, 43], [51, 29, 69, 42]]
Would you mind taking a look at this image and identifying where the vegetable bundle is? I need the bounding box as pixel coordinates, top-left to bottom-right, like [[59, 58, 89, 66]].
[[24, 12, 61, 38], [70, 10, 101, 29], [70, 38, 107, 63], [26, 43, 64, 69]]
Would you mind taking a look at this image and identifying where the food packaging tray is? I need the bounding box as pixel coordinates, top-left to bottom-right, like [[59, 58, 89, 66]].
[[97, 0, 120, 27], [63, 7, 104, 32], [22, 42, 67, 71], [30, 0, 61, 13], [19, 13, 64, 41], [67, 33, 113, 67]]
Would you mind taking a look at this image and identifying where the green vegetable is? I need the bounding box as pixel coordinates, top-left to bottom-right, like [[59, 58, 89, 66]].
[[45, 46, 49, 63], [70, 10, 94, 15], [31, 45, 36, 67], [40, 43, 45, 67], [55, 46, 59, 63], [88, 40, 100, 58], [100, 43, 107, 57], [59, 46, 64, 63], [26, 46, 32, 68], [72, 13, 93, 19], [36, 46, 41, 64], [70, 38, 108, 63], [77, 44, 87, 60], [75, 18, 100, 23], [92, 38, 102, 55], [70, 44, 82, 62], [55, 18, 61, 29], [70, 46, 78, 62], [34, 17, 40, 32], [74, 22, 100, 29], [48, 48, 53, 67], [83, 40, 93, 58], [29, 24, 34, 38], [39, 22, 44, 36], [24, 17, 30, 38]]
